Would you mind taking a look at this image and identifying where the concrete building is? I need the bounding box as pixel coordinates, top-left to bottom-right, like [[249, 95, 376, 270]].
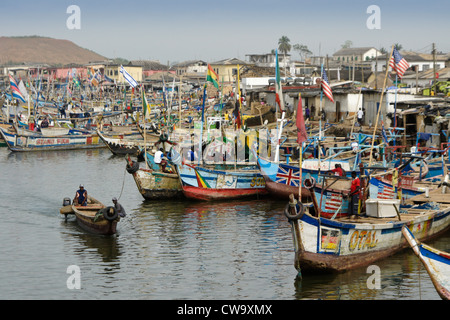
[[104, 64, 143, 84], [333, 47, 382, 64], [209, 58, 248, 84]]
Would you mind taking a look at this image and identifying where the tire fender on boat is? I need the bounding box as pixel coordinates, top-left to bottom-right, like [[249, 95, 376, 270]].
[[159, 133, 169, 142], [303, 177, 316, 190], [284, 201, 304, 221], [126, 161, 139, 174], [103, 206, 118, 221]]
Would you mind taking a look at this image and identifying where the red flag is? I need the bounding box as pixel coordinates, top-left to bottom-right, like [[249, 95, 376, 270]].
[[275, 93, 283, 112], [296, 93, 308, 144]]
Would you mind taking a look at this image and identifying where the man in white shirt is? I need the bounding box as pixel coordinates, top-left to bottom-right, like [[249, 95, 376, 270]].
[[357, 109, 364, 125], [154, 148, 167, 172], [154, 148, 163, 164]]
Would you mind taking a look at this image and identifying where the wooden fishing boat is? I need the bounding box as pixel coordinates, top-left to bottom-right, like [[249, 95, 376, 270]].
[[284, 187, 450, 274], [126, 155, 183, 200], [402, 225, 450, 300], [255, 153, 351, 200], [60, 196, 119, 235], [368, 176, 424, 202], [175, 161, 267, 201], [0, 126, 105, 152], [97, 129, 162, 156]]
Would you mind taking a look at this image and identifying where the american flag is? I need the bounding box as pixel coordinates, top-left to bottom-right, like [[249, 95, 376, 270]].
[[377, 183, 395, 200], [389, 48, 410, 79], [323, 193, 343, 211], [321, 69, 334, 103]]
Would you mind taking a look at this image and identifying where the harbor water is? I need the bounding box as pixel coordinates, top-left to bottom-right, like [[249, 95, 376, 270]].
[[0, 147, 448, 300]]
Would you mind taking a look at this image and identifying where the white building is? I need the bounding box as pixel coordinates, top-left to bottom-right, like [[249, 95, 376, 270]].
[[333, 47, 382, 64], [371, 51, 446, 73]]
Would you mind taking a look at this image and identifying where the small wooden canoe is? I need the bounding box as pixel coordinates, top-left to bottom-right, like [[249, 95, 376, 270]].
[[60, 196, 119, 235], [402, 226, 450, 300]]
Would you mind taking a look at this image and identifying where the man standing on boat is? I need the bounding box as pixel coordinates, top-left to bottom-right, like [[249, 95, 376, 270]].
[[112, 197, 126, 217], [349, 172, 360, 217], [73, 185, 87, 206]]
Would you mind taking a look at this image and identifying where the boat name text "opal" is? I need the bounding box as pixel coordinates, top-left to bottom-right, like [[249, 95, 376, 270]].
[[349, 230, 379, 251]]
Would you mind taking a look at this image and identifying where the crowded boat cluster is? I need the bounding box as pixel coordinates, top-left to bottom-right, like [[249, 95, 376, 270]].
[[1, 48, 449, 299]]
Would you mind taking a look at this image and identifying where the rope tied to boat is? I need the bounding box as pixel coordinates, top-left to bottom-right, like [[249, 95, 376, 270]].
[[289, 198, 298, 207]]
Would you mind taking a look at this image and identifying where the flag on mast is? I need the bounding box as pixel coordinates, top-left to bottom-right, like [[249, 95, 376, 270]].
[[321, 69, 334, 103], [9, 74, 26, 103], [389, 48, 410, 79], [296, 93, 308, 144], [206, 64, 219, 89], [275, 49, 285, 112], [120, 65, 138, 88], [142, 88, 151, 118]]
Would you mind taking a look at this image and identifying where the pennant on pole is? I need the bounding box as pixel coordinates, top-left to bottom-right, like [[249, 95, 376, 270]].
[[296, 93, 308, 144]]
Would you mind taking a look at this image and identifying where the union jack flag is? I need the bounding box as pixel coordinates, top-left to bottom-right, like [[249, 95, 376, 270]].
[[275, 165, 300, 187]]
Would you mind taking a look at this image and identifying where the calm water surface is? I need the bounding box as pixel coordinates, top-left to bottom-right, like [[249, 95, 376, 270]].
[[0, 147, 448, 300]]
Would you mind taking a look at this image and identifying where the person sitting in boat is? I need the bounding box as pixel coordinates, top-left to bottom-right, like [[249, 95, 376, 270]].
[[73, 184, 88, 206], [112, 197, 126, 217], [331, 163, 345, 177], [154, 148, 167, 172], [40, 117, 49, 128]]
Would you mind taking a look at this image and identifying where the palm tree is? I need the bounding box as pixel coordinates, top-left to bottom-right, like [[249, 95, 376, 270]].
[[293, 44, 312, 75], [394, 43, 403, 51], [278, 36, 291, 75]]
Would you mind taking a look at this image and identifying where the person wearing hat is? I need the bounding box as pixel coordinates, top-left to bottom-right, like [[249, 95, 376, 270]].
[[73, 184, 88, 206], [112, 197, 126, 217]]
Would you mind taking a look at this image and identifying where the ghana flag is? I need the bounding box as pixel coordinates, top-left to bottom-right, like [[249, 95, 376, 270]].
[[206, 64, 219, 89]]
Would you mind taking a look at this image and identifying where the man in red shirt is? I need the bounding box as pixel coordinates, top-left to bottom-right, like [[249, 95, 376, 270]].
[[349, 171, 360, 217], [331, 164, 345, 176]]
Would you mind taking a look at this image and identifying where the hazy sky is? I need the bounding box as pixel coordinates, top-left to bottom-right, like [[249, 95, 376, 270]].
[[1, 0, 449, 64]]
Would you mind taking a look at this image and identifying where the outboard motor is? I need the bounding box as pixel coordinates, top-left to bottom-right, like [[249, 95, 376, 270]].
[[63, 197, 71, 206]]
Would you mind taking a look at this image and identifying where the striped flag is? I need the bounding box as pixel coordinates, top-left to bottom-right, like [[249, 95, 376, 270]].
[[389, 48, 410, 79], [9, 75, 26, 103], [142, 88, 151, 118], [120, 65, 138, 88], [321, 69, 334, 103], [275, 49, 285, 111], [206, 64, 219, 89]]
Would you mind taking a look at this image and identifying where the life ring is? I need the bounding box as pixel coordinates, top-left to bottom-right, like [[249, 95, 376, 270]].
[[284, 201, 304, 221], [303, 177, 316, 189], [103, 206, 118, 221], [126, 161, 139, 174]]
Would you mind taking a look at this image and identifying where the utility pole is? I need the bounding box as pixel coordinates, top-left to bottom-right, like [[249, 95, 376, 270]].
[[432, 43, 437, 93]]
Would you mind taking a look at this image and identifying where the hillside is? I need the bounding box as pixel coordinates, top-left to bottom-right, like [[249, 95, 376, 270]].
[[0, 36, 107, 66]]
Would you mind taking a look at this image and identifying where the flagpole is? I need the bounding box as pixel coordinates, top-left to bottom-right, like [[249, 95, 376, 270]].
[[142, 84, 148, 170], [369, 45, 395, 166], [178, 76, 182, 129], [298, 93, 303, 200]]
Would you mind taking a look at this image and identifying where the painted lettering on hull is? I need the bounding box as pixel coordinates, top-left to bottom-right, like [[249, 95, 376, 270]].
[[349, 230, 379, 251]]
